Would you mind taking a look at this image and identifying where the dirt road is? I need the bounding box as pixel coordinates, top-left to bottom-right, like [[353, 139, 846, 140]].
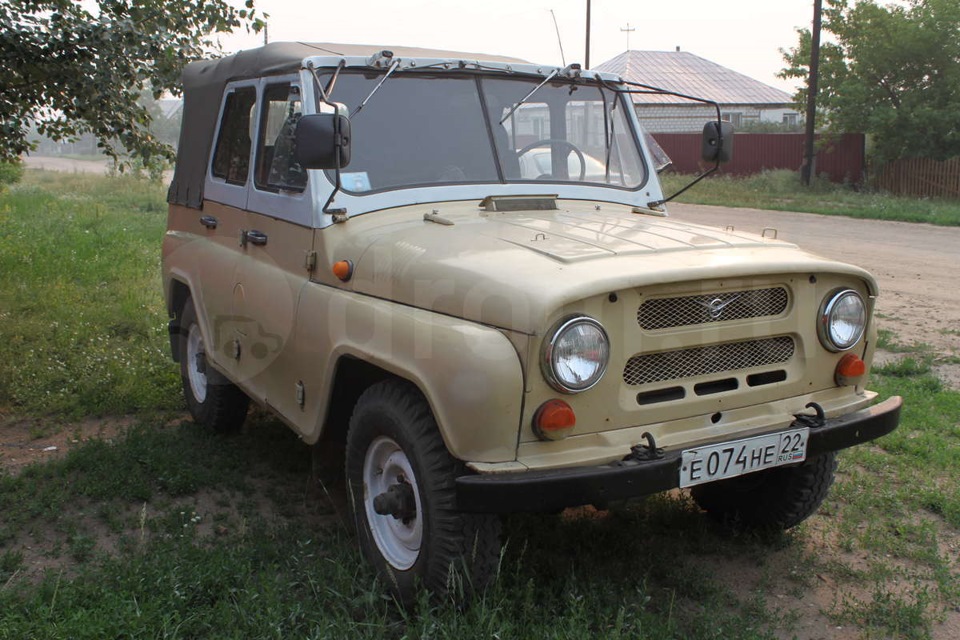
[[671, 203, 960, 388], [22, 155, 111, 174]]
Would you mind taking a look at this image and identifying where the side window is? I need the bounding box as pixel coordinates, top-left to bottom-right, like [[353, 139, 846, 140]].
[[211, 87, 257, 185], [254, 82, 306, 193]]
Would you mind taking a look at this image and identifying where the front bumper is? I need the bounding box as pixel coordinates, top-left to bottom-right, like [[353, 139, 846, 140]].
[[456, 396, 902, 514]]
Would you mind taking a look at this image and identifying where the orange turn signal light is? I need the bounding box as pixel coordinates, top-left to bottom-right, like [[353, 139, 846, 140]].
[[835, 353, 866, 386], [533, 399, 576, 441], [332, 260, 353, 282]]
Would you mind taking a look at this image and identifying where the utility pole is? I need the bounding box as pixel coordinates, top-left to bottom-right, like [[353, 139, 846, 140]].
[[585, 0, 592, 69], [621, 23, 636, 51], [802, 0, 823, 187]]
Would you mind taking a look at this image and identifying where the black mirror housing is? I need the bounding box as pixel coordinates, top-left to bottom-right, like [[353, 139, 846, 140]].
[[701, 121, 734, 164], [295, 113, 352, 170]]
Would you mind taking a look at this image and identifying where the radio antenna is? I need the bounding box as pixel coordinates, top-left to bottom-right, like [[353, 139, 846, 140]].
[[550, 10, 566, 66]]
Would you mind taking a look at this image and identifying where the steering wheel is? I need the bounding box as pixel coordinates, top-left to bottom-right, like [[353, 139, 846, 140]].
[[516, 139, 587, 181]]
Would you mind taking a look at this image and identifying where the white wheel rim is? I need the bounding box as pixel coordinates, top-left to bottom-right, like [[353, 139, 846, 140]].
[[363, 436, 423, 570], [186, 323, 208, 404]]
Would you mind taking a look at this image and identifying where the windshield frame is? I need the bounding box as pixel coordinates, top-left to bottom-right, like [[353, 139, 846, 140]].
[[297, 55, 663, 223], [312, 67, 649, 195]]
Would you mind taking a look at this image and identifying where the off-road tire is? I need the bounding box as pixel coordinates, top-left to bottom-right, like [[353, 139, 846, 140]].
[[691, 452, 838, 531], [346, 380, 501, 605], [178, 298, 250, 433]]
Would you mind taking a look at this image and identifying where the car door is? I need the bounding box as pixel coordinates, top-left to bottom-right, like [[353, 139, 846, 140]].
[[195, 82, 257, 379], [231, 78, 316, 414]]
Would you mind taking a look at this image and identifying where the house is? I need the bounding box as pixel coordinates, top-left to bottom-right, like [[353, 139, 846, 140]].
[[595, 49, 800, 133]]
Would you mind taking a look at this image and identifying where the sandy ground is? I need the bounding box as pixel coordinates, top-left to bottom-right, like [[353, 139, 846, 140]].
[[671, 203, 960, 389], [21, 155, 112, 174]]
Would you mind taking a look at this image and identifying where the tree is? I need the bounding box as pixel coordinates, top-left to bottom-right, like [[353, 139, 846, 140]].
[[780, 0, 960, 163], [0, 1, 263, 166]]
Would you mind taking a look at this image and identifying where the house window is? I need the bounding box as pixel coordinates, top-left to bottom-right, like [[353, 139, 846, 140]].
[[721, 112, 743, 128], [783, 113, 799, 126]]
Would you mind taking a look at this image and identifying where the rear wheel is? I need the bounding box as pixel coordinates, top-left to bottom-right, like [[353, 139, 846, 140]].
[[346, 380, 500, 605], [178, 298, 249, 433], [691, 452, 838, 530]]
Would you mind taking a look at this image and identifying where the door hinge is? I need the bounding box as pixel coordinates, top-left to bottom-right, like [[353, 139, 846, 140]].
[[304, 250, 318, 273]]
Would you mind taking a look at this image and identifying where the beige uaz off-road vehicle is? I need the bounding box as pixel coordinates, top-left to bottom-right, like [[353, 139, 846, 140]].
[[163, 42, 901, 602]]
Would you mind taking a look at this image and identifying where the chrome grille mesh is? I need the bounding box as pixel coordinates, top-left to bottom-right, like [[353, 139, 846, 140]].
[[638, 287, 788, 330], [623, 337, 795, 386]]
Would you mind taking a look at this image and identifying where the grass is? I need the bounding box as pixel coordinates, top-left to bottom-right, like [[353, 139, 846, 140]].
[[0, 170, 957, 638], [661, 169, 960, 226], [0, 171, 179, 418]]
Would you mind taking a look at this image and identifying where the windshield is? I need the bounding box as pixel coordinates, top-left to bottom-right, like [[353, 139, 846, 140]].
[[320, 71, 647, 193]]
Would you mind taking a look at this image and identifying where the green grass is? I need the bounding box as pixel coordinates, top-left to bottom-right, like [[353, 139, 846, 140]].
[[661, 169, 960, 226], [0, 171, 957, 638], [0, 171, 179, 417]]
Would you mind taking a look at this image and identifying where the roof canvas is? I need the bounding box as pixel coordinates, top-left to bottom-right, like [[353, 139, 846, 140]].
[[595, 50, 793, 106], [168, 42, 529, 209]]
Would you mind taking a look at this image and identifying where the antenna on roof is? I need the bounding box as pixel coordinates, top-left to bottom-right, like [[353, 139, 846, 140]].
[[550, 10, 566, 66], [620, 23, 636, 51]]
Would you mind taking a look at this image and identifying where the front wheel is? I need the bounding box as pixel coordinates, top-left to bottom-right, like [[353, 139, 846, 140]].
[[178, 298, 250, 433], [346, 380, 501, 605], [691, 452, 838, 531]]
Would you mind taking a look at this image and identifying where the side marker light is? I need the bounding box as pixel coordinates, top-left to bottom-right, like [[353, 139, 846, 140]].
[[533, 399, 576, 441], [332, 260, 353, 282]]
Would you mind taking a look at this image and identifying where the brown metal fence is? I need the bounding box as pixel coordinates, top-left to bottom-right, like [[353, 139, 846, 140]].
[[652, 133, 866, 185], [873, 157, 960, 198]]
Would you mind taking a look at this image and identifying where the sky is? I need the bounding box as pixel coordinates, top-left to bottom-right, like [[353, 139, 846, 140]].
[[221, 0, 818, 94]]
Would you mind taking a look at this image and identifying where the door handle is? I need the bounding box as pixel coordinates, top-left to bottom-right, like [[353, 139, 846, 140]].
[[245, 229, 268, 246], [199, 215, 218, 229]]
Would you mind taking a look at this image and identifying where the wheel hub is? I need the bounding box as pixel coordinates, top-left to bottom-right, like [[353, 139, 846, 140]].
[[373, 481, 417, 523], [362, 436, 423, 570]]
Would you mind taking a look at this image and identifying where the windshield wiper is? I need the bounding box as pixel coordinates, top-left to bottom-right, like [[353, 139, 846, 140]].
[[499, 63, 583, 125], [354, 51, 400, 115]]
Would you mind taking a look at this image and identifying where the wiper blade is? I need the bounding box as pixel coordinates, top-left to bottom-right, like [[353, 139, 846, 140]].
[[499, 63, 583, 125], [355, 54, 401, 115], [499, 68, 559, 125]]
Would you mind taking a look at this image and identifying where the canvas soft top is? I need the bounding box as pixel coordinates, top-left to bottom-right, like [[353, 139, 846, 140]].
[[167, 42, 528, 208]]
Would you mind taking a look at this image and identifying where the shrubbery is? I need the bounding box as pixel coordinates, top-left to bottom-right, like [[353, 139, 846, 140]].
[[0, 160, 23, 189]]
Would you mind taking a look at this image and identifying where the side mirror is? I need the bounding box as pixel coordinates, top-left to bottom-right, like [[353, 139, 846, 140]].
[[701, 121, 734, 164], [295, 112, 352, 170]]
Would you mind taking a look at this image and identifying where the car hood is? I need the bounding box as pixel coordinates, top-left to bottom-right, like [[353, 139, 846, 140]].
[[342, 200, 876, 335]]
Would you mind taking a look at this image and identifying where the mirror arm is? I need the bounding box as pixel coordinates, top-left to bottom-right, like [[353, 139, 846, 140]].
[[307, 62, 349, 217], [320, 115, 347, 216], [647, 163, 719, 208], [593, 76, 728, 210]]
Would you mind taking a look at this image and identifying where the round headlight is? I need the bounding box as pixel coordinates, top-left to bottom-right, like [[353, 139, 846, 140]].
[[818, 289, 866, 351], [542, 317, 610, 393]]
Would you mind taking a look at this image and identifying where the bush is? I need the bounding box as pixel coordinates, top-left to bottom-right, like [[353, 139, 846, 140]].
[[0, 160, 23, 189]]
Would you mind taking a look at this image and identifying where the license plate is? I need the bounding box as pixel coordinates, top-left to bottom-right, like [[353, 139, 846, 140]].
[[679, 428, 809, 488]]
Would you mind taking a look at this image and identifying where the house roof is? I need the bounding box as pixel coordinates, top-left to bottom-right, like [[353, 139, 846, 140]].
[[595, 50, 793, 106]]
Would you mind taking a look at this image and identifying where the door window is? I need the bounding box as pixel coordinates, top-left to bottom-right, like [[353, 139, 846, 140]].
[[211, 87, 257, 185], [254, 83, 306, 193]]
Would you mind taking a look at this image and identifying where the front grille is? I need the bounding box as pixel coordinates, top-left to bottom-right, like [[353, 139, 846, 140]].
[[623, 336, 795, 386], [638, 287, 788, 330]]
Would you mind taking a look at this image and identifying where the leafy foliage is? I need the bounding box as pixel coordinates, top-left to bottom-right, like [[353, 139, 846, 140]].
[[0, 160, 22, 189], [780, 0, 960, 163], [0, 1, 264, 166]]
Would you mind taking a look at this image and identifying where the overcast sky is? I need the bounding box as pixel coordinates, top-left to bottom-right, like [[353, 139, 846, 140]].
[[221, 0, 817, 94]]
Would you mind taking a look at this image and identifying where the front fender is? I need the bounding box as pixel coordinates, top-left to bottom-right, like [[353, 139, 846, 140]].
[[297, 288, 526, 463]]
